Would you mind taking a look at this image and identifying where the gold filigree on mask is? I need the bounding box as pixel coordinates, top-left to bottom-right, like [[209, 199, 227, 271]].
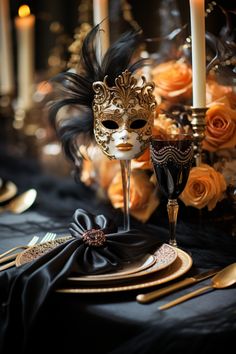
[[92, 70, 157, 159], [93, 70, 156, 114]]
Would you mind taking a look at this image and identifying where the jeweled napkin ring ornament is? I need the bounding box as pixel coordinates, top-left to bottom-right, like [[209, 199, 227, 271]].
[[82, 229, 106, 247], [69, 208, 117, 243]]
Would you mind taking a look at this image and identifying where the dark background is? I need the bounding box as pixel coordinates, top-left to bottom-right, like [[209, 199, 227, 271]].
[[8, 0, 236, 73]]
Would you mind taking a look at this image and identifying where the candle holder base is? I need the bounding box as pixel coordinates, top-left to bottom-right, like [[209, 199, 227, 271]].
[[11, 105, 43, 158], [190, 107, 207, 166], [0, 94, 16, 149]]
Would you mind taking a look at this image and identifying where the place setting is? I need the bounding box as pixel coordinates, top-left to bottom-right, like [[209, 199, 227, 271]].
[[0, 207, 193, 293], [10, 230, 190, 293]]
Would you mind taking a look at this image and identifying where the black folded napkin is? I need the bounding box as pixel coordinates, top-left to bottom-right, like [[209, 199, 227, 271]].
[[0, 208, 161, 354]]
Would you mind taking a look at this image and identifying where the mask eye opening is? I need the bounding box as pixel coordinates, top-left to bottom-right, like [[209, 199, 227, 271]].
[[130, 119, 147, 129], [102, 120, 119, 130]]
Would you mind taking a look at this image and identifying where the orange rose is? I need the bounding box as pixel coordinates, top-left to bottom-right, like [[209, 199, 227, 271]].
[[132, 148, 152, 170], [98, 158, 120, 190], [153, 113, 180, 138], [206, 77, 235, 105], [152, 59, 192, 102], [179, 164, 227, 211], [80, 146, 120, 190], [203, 101, 236, 152], [80, 159, 96, 186], [108, 170, 160, 222]]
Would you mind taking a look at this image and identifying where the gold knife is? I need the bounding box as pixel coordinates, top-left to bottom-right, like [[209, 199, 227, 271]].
[[136, 268, 220, 304]]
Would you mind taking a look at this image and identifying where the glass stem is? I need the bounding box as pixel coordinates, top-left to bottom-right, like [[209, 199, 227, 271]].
[[120, 160, 131, 231], [167, 199, 179, 247]]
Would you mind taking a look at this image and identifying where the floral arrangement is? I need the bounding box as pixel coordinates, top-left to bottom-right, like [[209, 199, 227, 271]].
[[74, 3, 236, 223]]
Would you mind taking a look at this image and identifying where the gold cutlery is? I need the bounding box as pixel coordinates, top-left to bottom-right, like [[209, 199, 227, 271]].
[[136, 268, 220, 304], [0, 189, 37, 214], [0, 250, 25, 264], [158, 263, 236, 310], [0, 232, 57, 271], [0, 245, 29, 260], [0, 180, 18, 203], [0, 260, 17, 271]]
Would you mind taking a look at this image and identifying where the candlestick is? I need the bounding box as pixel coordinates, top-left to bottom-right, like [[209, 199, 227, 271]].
[[0, 0, 14, 96], [189, 0, 206, 166], [191, 107, 207, 166], [15, 5, 35, 111], [189, 0, 206, 108], [93, 0, 109, 61]]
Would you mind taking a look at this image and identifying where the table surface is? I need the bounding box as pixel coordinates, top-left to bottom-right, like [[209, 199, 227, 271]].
[[0, 148, 236, 354]]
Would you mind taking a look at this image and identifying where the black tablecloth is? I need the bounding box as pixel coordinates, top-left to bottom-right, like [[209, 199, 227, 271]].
[[0, 147, 236, 354]]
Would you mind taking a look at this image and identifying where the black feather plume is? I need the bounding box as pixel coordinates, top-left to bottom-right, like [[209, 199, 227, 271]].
[[48, 25, 145, 163]]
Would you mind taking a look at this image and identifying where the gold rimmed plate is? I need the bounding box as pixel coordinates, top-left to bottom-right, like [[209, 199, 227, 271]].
[[56, 248, 192, 293], [81, 254, 157, 278], [68, 243, 177, 282], [0, 180, 18, 203]]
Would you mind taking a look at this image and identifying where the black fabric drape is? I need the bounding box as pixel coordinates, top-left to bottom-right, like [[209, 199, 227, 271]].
[[0, 207, 162, 353]]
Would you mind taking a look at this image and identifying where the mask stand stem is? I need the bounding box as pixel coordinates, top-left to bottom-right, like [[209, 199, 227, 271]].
[[120, 159, 131, 231]]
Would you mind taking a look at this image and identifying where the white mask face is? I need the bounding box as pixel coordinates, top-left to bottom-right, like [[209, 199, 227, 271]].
[[92, 71, 157, 160], [98, 104, 151, 159]]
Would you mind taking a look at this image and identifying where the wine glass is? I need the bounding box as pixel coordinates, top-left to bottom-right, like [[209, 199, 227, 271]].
[[150, 133, 194, 247]]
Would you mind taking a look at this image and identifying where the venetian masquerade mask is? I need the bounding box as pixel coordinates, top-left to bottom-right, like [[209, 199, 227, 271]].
[[49, 25, 157, 164], [92, 70, 157, 160]]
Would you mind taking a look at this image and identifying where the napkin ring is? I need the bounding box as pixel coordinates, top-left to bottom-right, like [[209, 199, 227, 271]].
[[82, 229, 106, 247]]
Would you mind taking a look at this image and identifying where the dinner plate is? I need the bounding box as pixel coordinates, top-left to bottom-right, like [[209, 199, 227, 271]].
[[77, 254, 158, 278], [56, 248, 192, 293], [0, 180, 18, 203], [68, 243, 177, 282]]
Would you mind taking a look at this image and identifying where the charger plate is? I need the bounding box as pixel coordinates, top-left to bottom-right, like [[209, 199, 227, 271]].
[[15, 236, 177, 280], [56, 248, 192, 293], [0, 180, 17, 203]]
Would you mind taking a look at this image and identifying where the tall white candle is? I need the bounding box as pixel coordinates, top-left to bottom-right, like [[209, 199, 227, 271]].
[[93, 0, 109, 61], [15, 5, 35, 110], [189, 0, 206, 107], [0, 0, 14, 95]]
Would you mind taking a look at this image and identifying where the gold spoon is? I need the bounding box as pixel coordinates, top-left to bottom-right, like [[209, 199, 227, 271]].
[[0, 189, 37, 214], [159, 263, 236, 310], [0, 180, 18, 203]]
